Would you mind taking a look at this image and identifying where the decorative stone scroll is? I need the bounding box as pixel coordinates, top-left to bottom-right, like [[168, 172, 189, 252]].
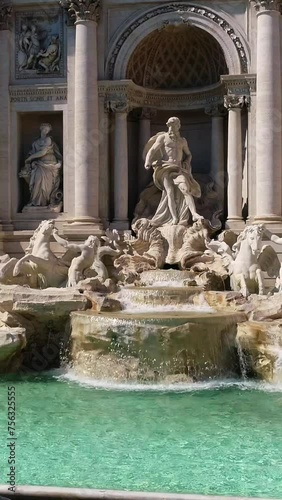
[[15, 9, 64, 79], [107, 3, 248, 79], [59, 0, 100, 22], [0, 2, 11, 30]]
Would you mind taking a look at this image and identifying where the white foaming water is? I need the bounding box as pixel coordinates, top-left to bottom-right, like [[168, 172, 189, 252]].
[[120, 301, 214, 314], [142, 280, 192, 288], [57, 369, 282, 393]]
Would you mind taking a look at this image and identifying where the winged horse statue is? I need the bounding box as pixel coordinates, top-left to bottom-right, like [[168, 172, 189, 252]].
[[207, 224, 280, 297]]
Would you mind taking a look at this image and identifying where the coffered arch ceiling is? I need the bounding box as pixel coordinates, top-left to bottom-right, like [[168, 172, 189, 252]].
[[126, 25, 228, 90]]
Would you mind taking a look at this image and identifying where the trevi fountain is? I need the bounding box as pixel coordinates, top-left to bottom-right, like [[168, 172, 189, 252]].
[[1, 0, 282, 498]]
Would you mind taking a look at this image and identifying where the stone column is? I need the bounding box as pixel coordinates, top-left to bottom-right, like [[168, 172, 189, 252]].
[[64, 15, 76, 218], [0, 3, 12, 231], [60, 0, 102, 231], [205, 105, 225, 201], [251, 0, 282, 222], [138, 108, 153, 192], [246, 77, 257, 223], [98, 96, 110, 225], [224, 95, 246, 228], [110, 101, 129, 230]]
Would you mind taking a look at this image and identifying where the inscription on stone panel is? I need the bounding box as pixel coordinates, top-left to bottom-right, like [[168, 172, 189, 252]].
[[15, 9, 64, 79], [9, 87, 67, 103]]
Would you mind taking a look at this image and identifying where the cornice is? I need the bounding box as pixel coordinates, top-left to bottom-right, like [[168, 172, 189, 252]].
[[98, 80, 225, 111]]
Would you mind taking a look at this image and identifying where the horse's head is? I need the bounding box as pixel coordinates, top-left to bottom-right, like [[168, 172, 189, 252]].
[[235, 224, 264, 256], [246, 224, 264, 255], [25, 220, 55, 254], [39, 219, 55, 236]]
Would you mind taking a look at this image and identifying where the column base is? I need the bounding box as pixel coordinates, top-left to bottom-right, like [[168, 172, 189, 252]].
[[110, 219, 130, 230], [225, 218, 245, 231], [254, 215, 282, 223], [247, 216, 282, 234], [63, 218, 104, 238], [0, 222, 14, 231]]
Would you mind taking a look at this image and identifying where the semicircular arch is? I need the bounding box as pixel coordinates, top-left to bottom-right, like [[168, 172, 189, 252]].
[[106, 4, 250, 80]]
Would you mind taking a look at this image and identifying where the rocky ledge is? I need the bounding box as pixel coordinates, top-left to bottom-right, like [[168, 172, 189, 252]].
[[194, 291, 282, 381], [0, 285, 89, 373]]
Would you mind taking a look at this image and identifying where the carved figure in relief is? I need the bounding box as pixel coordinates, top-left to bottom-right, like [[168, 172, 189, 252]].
[[25, 25, 41, 69], [144, 117, 202, 226], [36, 35, 61, 73], [16, 17, 61, 75], [18, 24, 31, 70], [19, 123, 63, 211]]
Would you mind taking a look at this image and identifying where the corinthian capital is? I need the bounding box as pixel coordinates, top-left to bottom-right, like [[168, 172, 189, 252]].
[[107, 98, 130, 113], [224, 95, 249, 109], [250, 0, 281, 11], [59, 0, 100, 22], [205, 104, 226, 117], [0, 1, 12, 30]]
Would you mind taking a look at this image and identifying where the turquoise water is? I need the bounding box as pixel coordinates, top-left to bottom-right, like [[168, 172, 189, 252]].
[[1, 373, 282, 497]]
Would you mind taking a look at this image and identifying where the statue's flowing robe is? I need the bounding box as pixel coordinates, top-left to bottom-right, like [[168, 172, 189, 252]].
[[28, 140, 62, 207], [151, 162, 201, 226]]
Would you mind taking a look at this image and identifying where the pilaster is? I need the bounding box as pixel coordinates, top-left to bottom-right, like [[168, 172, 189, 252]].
[[224, 95, 247, 230], [0, 1, 13, 231], [205, 104, 226, 202], [138, 108, 156, 193], [109, 98, 130, 230], [250, 0, 282, 223]]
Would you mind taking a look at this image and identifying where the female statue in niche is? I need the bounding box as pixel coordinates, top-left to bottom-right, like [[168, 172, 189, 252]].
[[19, 123, 63, 211]]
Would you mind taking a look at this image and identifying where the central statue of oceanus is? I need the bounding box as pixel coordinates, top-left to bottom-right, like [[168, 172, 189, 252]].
[[144, 117, 202, 227]]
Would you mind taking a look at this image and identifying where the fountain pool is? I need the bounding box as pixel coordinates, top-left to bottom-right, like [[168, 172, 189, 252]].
[[1, 373, 282, 498]]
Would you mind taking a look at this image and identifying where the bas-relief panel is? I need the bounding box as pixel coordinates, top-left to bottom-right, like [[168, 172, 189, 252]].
[[15, 8, 64, 79]]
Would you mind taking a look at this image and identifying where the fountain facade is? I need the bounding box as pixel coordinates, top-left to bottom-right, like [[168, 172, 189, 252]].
[[1, 0, 282, 385], [1, 115, 282, 383], [1, 0, 282, 241]]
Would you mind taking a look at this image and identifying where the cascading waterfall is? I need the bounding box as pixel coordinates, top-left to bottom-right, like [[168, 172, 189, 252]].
[[68, 270, 246, 383], [235, 336, 248, 379]]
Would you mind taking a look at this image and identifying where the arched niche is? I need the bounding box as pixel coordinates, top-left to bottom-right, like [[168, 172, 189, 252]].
[[106, 4, 250, 80], [126, 25, 228, 90]]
